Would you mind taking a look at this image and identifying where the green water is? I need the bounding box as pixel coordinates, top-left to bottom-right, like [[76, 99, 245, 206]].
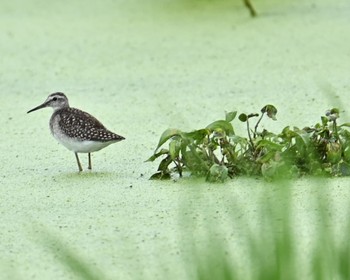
[[1, 0, 350, 279]]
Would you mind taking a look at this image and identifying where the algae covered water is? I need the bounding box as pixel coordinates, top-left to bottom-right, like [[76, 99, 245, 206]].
[[0, 0, 349, 278]]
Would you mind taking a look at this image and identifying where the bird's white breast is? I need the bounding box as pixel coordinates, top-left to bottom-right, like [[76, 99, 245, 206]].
[[50, 114, 115, 153]]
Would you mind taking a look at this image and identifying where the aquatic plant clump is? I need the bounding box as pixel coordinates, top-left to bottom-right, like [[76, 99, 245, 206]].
[[147, 105, 350, 181]]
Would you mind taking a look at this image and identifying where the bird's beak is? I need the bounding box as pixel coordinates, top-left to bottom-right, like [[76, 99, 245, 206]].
[[27, 101, 49, 114]]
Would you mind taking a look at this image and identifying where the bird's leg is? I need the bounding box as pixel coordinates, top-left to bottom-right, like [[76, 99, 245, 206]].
[[88, 153, 92, 170], [75, 152, 83, 172]]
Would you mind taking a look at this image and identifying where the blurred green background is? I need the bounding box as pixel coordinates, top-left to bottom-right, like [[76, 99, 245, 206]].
[[0, 0, 350, 279]]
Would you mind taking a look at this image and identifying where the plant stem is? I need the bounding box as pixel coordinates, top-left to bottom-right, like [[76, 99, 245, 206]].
[[175, 159, 183, 177], [333, 120, 338, 139], [247, 120, 255, 149], [243, 0, 257, 17], [254, 112, 265, 138]]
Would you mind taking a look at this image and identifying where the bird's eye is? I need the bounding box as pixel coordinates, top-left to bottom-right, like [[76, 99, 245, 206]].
[[53, 97, 57, 101]]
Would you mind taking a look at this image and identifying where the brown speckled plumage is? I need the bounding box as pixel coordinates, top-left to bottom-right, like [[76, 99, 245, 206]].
[[50, 107, 124, 142]]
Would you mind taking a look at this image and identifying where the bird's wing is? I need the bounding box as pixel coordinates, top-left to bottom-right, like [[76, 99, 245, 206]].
[[58, 108, 124, 142]]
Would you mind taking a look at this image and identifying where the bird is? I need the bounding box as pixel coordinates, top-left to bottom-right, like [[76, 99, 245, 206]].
[[27, 92, 125, 172]]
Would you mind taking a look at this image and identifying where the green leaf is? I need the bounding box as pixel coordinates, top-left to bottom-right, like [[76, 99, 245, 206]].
[[229, 135, 249, 145], [281, 126, 309, 144], [321, 116, 328, 126], [149, 172, 171, 180], [169, 139, 181, 160], [206, 120, 234, 136], [326, 142, 342, 164], [256, 139, 283, 151], [238, 113, 248, 122], [206, 164, 228, 182], [155, 129, 183, 151], [261, 104, 277, 120], [184, 129, 210, 142], [293, 128, 310, 146], [281, 126, 292, 138], [340, 123, 350, 128], [157, 155, 173, 172], [258, 150, 277, 163], [325, 108, 339, 121], [330, 108, 340, 114], [343, 146, 350, 162], [182, 148, 209, 174], [145, 149, 169, 162], [225, 111, 237, 122]]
